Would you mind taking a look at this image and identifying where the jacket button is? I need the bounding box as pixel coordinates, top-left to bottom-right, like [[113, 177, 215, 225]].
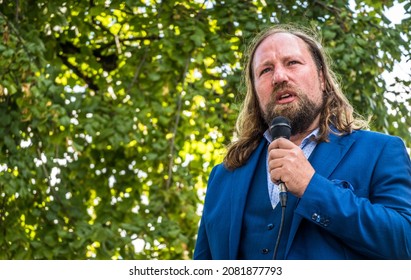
[[262, 248, 269, 254], [311, 213, 320, 222], [267, 224, 274, 230]]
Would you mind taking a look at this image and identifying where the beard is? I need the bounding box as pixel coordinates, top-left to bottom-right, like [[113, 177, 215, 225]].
[[263, 88, 324, 136]]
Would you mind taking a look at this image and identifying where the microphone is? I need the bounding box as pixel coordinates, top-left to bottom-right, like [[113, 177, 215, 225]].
[[269, 116, 291, 208], [270, 116, 291, 141], [269, 116, 291, 260]]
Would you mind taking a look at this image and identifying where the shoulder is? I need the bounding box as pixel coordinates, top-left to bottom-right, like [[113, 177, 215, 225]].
[[207, 139, 267, 187], [333, 129, 404, 145], [210, 139, 267, 176], [351, 129, 395, 138], [349, 129, 406, 146], [324, 129, 409, 159], [338, 129, 409, 158], [208, 162, 229, 181]]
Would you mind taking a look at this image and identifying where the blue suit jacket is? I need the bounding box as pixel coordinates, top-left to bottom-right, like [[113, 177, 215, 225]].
[[194, 130, 411, 259]]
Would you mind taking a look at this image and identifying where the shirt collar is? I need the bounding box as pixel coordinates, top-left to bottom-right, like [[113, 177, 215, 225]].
[[263, 127, 320, 148]]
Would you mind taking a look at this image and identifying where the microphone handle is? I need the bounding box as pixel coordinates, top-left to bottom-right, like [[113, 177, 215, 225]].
[[279, 181, 287, 193]]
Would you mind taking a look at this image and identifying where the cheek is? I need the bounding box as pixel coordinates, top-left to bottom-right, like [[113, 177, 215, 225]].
[[254, 81, 272, 107], [304, 79, 324, 101]]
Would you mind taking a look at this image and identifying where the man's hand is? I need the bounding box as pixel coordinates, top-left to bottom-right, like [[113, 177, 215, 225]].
[[268, 138, 315, 198]]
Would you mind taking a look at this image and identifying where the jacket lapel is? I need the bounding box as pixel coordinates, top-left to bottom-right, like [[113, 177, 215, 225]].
[[285, 132, 357, 257], [309, 132, 356, 178], [228, 140, 267, 259]]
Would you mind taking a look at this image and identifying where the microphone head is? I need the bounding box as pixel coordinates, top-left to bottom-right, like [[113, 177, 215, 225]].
[[270, 116, 291, 140]]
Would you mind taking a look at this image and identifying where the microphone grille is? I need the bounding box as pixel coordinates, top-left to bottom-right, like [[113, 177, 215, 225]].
[[270, 116, 291, 140]]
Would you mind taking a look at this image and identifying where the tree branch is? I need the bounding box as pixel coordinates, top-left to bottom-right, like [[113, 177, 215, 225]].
[[166, 55, 190, 189], [126, 48, 148, 94], [57, 52, 99, 91], [165, 0, 209, 189]]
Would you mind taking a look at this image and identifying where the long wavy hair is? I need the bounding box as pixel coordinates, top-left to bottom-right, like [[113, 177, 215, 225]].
[[224, 24, 368, 170]]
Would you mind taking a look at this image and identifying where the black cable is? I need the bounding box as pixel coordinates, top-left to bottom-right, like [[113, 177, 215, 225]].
[[269, 116, 291, 259], [272, 190, 287, 260]]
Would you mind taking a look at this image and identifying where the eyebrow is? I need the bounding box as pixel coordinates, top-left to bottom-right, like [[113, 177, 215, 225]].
[[255, 60, 272, 69], [255, 55, 305, 68]]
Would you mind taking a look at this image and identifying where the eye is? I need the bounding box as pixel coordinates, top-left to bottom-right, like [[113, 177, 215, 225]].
[[288, 60, 299, 66], [260, 67, 272, 76]]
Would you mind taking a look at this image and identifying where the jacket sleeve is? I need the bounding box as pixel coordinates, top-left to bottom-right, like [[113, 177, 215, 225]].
[[295, 136, 411, 259], [193, 166, 219, 260], [193, 214, 212, 259]]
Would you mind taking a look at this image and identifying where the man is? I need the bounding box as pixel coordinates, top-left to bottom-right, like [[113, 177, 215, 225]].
[[193, 24, 411, 259]]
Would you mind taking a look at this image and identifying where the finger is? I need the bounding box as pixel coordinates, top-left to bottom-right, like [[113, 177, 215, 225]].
[[268, 137, 295, 150], [269, 169, 282, 184], [268, 149, 281, 161], [268, 158, 283, 171]]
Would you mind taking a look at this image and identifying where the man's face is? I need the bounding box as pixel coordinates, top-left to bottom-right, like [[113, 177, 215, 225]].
[[252, 32, 325, 135]]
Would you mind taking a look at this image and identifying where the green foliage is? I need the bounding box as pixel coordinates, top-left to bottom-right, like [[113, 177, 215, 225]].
[[0, 0, 409, 259]]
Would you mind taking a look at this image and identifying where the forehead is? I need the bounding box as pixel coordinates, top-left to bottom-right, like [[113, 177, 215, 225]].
[[253, 32, 311, 64]]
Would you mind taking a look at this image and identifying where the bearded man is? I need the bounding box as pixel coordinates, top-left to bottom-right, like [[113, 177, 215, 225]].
[[193, 24, 411, 260]]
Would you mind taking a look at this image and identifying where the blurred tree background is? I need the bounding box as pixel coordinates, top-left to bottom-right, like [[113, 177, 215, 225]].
[[0, 0, 410, 259]]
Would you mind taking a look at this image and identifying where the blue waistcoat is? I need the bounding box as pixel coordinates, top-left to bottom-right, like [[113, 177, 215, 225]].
[[238, 145, 297, 259]]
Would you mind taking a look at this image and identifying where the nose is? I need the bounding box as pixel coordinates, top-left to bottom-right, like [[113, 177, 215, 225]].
[[272, 66, 289, 86]]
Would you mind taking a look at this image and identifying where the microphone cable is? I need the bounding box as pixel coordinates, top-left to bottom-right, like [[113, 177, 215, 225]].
[[272, 183, 287, 260], [269, 116, 291, 260]]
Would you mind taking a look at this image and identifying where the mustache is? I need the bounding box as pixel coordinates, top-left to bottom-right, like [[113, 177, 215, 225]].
[[272, 82, 297, 95]]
